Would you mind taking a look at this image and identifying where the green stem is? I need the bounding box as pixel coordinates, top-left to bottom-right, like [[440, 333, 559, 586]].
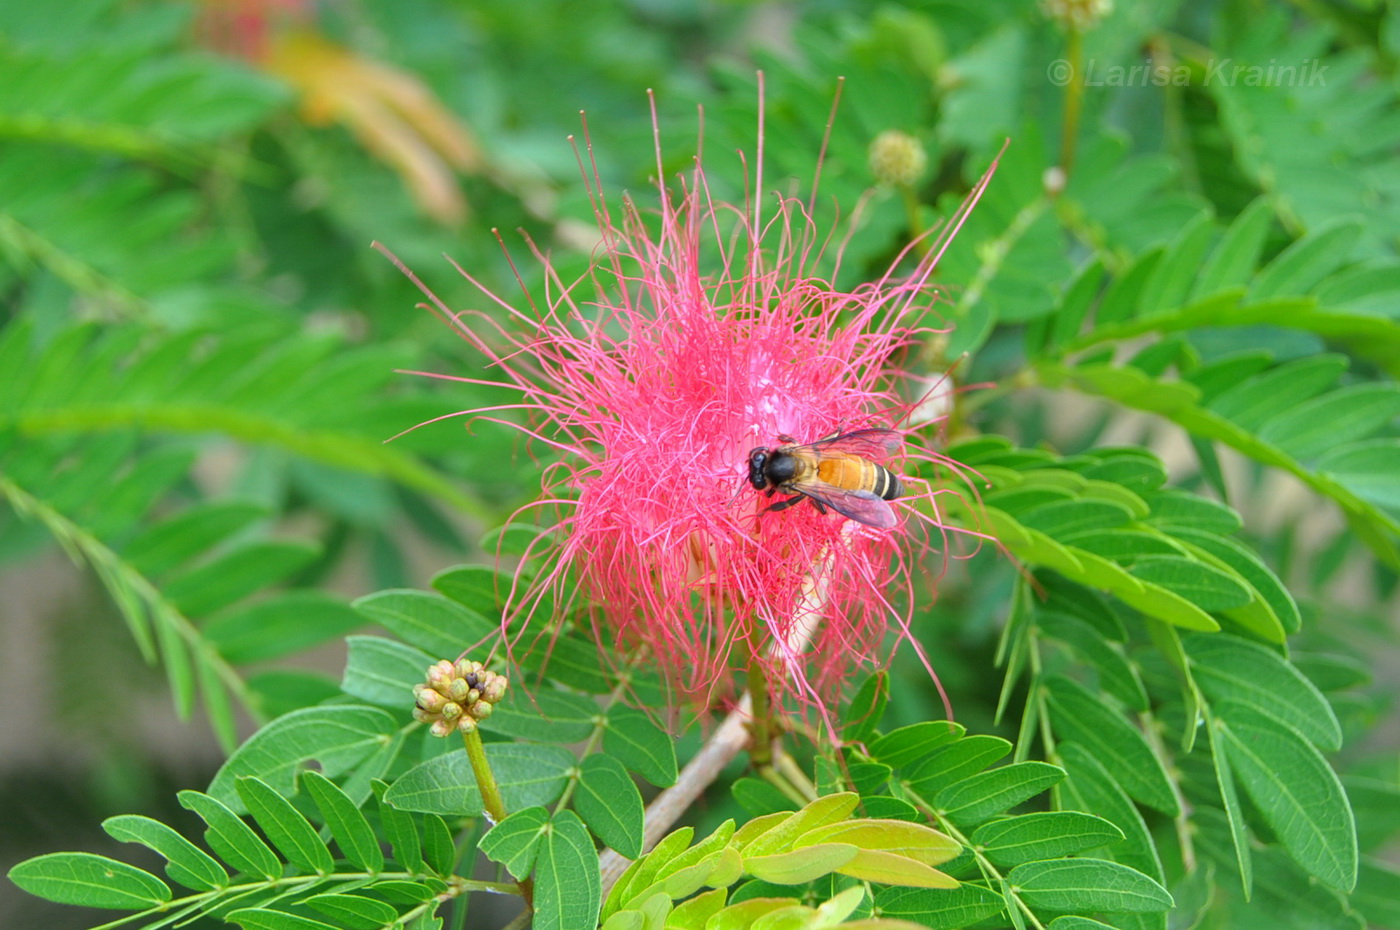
[[901, 184, 931, 258], [758, 764, 808, 806], [902, 786, 1050, 930], [744, 624, 775, 768], [1059, 25, 1085, 178], [463, 726, 534, 907], [775, 750, 820, 803], [82, 873, 518, 930]]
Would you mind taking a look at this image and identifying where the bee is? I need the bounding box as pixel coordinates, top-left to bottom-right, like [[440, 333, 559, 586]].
[[746, 428, 905, 529]]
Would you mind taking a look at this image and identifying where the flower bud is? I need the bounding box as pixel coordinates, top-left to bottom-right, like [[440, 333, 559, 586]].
[[457, 716, 478, 734], [482, 677, 508, 703], [448, 677, 471, 703], [469, 700, 493, 720], [429, 718, 455, 738], [1040, 0, 1112, 31], [417, 689, 447, 713], [440, 701, 463, 720], [868, 130, 927, 188]]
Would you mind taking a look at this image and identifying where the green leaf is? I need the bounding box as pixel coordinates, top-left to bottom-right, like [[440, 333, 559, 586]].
[[1044, 676, 1179, 815], [208, 706, 399, 808], [741, 793, 860, 858], [605, 706, 678, 787], [7, 852, 172, 909], [177, 790, 282, 881], [123, 500, 267, 577], [1009, 858, 1172, 913], [235, 776, 334, 875], [340, 635, 435, 708], [431, 563, 507, 613], [103, 813, 228, 891], [1169, 529, 1297, 640], [374, 779, 424, 874], [934, 761, 1065, 827], [534, 811, 602, 930], [868, 721, 966, 769], [972, 812, 1126, 868], [1056, 744, 1163, 882], [304, 893, 401, 930], [300, 771, 384, 873], [1250, 219, 1363, 301], [1187, 634, 1341, 751], [226, 910, 340, 930], [1354, 858, 1400, 929], [745, 843, 858, 884], [576, 753, 645, 858], [482, 688, 600, 743], [874, 884, 1005, 929], [384, 744, 574, 815], [844, 671, 889, 743], [351, 589, 498, 658], [1207, 710, 1253, 899], [480, 806, 551, 880], [1258, 384, 1400, 461], [1019, 499, 1134, 537], [1047, 918, 1120, 930], [421, 814, 455, 876], [904, 735, 1012, 798], [797, 820, 960, 866], [1208, 354, 1348, 432], [206, 592, 365, 665], [1141, 209, 1215, 316], [1037, 613, 1148, 712], [1127, 556, 1252, 612], [1218, 703, 1357, 892], [835, 849, 958, 888], [163, 540, 319, 617], [732, 777, 799, 815], [1193, 197, 1272, 298]]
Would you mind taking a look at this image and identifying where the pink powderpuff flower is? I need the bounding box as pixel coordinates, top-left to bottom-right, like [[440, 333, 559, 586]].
[[390, 78, 997, 721]]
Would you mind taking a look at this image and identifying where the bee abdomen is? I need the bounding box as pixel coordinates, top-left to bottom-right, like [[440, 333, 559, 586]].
[[874, 465, 903, 501]]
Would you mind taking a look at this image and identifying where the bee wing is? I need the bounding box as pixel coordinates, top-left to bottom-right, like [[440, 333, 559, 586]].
[[791, 480, 899, 529], [808, 428, 902, 462]]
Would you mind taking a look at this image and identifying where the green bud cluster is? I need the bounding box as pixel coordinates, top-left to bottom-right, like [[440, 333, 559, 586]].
[[413, 659, 509, 738], [867, 130, 927, 188], [1040, 0, 1112, 31]]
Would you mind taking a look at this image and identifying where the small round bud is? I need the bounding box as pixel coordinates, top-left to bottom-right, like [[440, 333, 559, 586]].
[[429, 718, 455, 738], [457, 716, 478, 734], [455, 658, 480, 679], [1040, 0, 1112, 31], [467, 688, 481, 705], [1043, 165, 1067, 196], [412, 707, 433, 723], [482, 677, 508, 703], [469, 700, 493, 720], [868, 130, 928, 188], [448, 678, 471, 703], [440, 701, 463, 720], [417, 689, 447, 713]]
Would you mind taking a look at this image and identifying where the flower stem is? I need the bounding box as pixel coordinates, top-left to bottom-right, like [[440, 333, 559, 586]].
[[1058, 25, 1085, 178], [744, 624, 776, 768], [462, 727, 533, 906]]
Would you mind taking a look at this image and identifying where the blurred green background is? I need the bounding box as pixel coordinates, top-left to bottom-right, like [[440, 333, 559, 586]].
[[2, 1, 1399, 927]]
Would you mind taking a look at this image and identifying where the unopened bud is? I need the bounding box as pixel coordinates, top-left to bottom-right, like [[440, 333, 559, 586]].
[[868, 130, 927, 187], [470, 701, 493, 720], [440, 701, 462, 720], [429, 718, 455, 738], [1040, 0, 1112, 31], [448, 678, 471, 703], [482, 677, 508, 703], [417, 689, 447, 713], [457, 716, 478, 734]]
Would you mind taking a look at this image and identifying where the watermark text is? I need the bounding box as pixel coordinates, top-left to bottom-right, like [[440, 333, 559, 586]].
[[1046, 58, 1328, 88]]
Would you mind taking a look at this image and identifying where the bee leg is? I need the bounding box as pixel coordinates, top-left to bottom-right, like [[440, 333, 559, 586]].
[[766, 496, 801, 513], [809, 498, 828, 515]]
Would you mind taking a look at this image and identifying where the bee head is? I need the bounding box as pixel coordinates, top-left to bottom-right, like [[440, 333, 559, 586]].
[[746, 447, 771, 490]]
